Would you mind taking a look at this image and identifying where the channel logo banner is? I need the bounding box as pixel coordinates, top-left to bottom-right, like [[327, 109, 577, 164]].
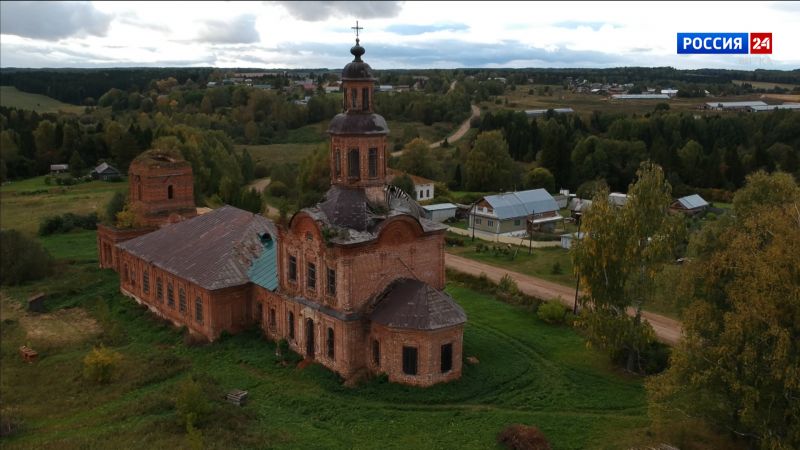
[[677, 33, 749, 54]]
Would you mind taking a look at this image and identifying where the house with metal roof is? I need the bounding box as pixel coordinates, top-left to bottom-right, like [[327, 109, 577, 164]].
[[705, 100, 767, 110], [670, 194, 710, 215], [90, 162, 122, 181], [468, 189, 562, 236], [422, 203, 457, 222]]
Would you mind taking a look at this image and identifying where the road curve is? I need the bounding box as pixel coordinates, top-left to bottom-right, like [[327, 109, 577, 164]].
[[391, 104, 481, 157], [444, 253, 682, 345]]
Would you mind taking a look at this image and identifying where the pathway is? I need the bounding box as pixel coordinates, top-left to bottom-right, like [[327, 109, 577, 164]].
[[444, 253, 683, 345]]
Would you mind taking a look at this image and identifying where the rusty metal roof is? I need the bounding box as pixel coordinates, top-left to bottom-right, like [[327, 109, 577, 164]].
[[327, 113, 389, 135], [118, 205, 277, 291], [370, 279, 467, 330]]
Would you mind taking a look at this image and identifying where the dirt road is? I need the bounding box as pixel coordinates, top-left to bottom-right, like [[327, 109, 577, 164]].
[[247, 177, 271, 193], [444, 253, 682, 345], [391, 104, 480, 157]]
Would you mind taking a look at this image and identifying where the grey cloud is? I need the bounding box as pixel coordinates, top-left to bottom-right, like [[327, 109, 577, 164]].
[[275, 1, 403, 21], [0, 1, 112, 40], [117, 12, 171, 33], [197, 15, 260, 44]]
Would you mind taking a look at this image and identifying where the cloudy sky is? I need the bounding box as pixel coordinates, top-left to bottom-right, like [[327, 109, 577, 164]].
[[1, 1, 799, 70]]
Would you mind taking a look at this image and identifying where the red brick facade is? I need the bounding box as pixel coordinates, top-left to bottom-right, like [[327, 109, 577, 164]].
[[97, 224, 154, 270]]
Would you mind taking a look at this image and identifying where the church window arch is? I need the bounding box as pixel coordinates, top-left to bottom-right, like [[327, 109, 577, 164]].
[[167, 185, 174, 200], [348, 149, 360, 179]]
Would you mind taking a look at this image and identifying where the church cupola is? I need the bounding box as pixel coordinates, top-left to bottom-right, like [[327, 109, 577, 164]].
[[327, 22, 389, 199]]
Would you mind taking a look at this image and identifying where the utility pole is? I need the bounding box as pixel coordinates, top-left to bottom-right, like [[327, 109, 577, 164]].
[[572, 213, 582, 315]]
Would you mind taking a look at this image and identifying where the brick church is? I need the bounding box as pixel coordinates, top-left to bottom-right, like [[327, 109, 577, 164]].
[[97, 35, 467, 387]]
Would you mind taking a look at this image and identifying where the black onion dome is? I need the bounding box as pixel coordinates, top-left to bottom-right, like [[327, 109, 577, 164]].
[[342, 39, 374, 80], [327, 113, 388, 135]]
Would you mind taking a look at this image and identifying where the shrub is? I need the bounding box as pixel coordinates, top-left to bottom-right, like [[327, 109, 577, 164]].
[[83, 345, 123, 384], [175, 376, 212, 428], [268, 180, 288, 197], [497, 424, 551, 450], [550, 262, 562, 275], [0, 230, 54, 285], [445, 236, 465, 247], [498, 274, 519, 296], [38, 212, 98, 236], [105, 192, 126, 224], [537, 301, 567, 325]]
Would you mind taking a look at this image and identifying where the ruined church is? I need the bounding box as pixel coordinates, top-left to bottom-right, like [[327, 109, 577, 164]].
[[96, 35, 466, 387]]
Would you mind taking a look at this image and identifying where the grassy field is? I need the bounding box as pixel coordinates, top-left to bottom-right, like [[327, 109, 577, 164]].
[[238, 143, 320, 167], [0, 176, 127, 235], [0, 229, 663, 449], [447, 240, 576, 287], [732, 79, 798, 90], [0, 86, 84, 114]]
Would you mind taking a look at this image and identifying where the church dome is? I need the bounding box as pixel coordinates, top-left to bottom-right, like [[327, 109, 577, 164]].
[[341, 39, 374, 80]]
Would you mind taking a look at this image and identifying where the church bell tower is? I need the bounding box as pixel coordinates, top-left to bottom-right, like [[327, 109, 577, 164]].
[[326, 22, 389, 204]]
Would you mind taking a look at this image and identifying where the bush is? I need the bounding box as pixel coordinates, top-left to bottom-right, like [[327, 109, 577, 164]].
[[175, 376, 212, 428], [268, 180, 288, 197], [497, 274, 519, 296], [83, 345, 123, 384], [38, 212, 98, 236], [537, 301, 567, 325], [0, 230, 54, 285], [105, 192, 126, 224], [445, 236, 465, 247], [550, 262, 562, 275], [253, 164, 269, 179], [497, 424, 551, 450]]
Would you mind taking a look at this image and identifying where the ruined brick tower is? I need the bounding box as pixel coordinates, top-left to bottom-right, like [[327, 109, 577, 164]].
[[128, 149, 196, 227]]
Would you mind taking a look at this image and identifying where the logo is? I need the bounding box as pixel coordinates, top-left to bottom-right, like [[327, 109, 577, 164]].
[[677, 33, 772, 55]]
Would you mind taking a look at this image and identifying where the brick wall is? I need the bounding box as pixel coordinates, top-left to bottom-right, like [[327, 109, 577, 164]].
[[117, 249, 252, 341], [128, 159, 196, 227], [96, 224, 155, 271], [329, 134, 387, 189], [370, 323, 463, 387], [280, 214, 445, 314]]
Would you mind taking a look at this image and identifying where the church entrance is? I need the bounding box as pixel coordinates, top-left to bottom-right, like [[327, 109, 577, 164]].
[[305, 319, 315, 358]]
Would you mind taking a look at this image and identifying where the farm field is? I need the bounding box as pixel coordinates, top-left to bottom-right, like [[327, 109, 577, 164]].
[[487, 84, 770, 117], [0, 230, 662, 450], [0, 86, 84, 114], [732, 79, 798, 90], [0, 176, 127, 235]]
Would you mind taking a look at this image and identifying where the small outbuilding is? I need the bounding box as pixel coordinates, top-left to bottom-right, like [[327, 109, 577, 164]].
[[422, 203, 457, 222], [670, 194, 709, 215], [560, 232, 585, 250], [49, 164, 69, 174]]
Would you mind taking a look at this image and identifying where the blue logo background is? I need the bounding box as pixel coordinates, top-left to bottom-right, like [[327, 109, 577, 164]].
[[677, 33, 749, 54]]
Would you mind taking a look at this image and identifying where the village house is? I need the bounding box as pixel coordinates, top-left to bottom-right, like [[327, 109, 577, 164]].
[[386, 168, 436, 202], [90, 162, 122, 181], [98, 36, 466, 387], [49, 164, 69, 174], [469, 189, 561, 236]]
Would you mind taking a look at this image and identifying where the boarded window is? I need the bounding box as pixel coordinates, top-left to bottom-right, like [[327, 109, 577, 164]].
[[372, 340, 380, 367], [368, 148, 378, 178], [327, 268, 336, 296], [402, 346, 418, 375], [334, 149, 341, 176], [441, 343, 453, 373], [156, 277, 163, 302], [307, 262, 316, 290], [362, 87, 369, 110], [143, 271, 150, 294], [288, 312, 295, 339], [167, 282, 175, 307], [195, 298, 203, 323], [348, 149, 360, 179], [289, 255, 297, 281], [327, 327, 335, 359], [179, 288, 187, 313]]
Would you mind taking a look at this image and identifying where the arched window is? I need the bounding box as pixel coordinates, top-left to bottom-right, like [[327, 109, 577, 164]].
[[167, 185, 174, 200], [156, 277, 163, 302], [327, 327, 335, 359], [167, 282, 175, 307], [362, 87, 369, 110], [351, 88, 358, 109], [402, 346, 418, 375], [123, 264, 129, 283], [372, 339, 380, 367], [288, 312, 295, 339], [348, 149, 360, 179], [136, 176, 142, 200], [334, 149, 341, 177], [179, 288, 186, 313], [441, 343, 453, 373], [195, 298, 203, 323], [368, 148, 378, 178], [143, 271, 150, 294]]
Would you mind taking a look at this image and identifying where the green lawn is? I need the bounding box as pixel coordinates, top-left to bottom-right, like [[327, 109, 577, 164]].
[[0, 230, 656, 449], [0, 176, 127, 235], [0, 86, 84, 114]]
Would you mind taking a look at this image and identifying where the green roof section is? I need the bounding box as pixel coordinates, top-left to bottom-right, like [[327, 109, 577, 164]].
[[248, 233, 279, 291]]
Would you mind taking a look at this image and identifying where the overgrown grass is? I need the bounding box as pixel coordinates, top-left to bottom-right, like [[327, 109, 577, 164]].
[[0, 230, 664, 449], [0, 177, 127, 235], [447, 242, 577, 287]]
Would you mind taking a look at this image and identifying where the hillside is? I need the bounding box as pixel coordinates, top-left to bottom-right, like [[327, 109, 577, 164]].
[[0, 86, 84, 114]]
